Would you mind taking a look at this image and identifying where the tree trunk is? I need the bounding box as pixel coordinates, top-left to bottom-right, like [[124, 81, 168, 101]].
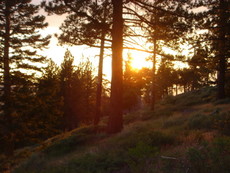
[[107, 0, 123, 133], [94, 30, 106, 126], [3, 0, 14, 156], [151, 36, 157, 111], [217, 0, 227, 99], [175, 84, 178, 96]]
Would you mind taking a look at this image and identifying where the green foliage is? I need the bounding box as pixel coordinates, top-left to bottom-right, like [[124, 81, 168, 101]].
[[161, 87, 216, 111], [187, 110, 230, 135], [115, 130, 176, 152], [43, 126, 94, 157], [158, 137, 230, 173], [188, 113, 212, 130], [11, 85, 230, 173], [68, 151, 125, 173], [123, 57, 145, 112], [127, 141, 158, 173], [123, 109, 154, 124], [154, 106, 174, 117], [60, 52, 97, 129], [43, 134, 88, 157], [187, 147, 209, 173], [163, 116, 187, 128], [212, 111, 230, 135], [0, 0, 51, 80], [187, 137, 230, 173]]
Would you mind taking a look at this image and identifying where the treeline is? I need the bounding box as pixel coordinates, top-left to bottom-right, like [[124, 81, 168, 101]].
[[123, 52, 216, 108], [0, 0, 229, 156], [0, 49, 106, 151]]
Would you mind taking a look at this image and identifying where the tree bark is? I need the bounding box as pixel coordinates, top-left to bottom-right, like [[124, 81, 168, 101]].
[[107, 0, 123, 133], [151, 36, 157, 111], [3, 0, 14, 156], [94, 30, 105, 126], [217, 0, 227, 99]]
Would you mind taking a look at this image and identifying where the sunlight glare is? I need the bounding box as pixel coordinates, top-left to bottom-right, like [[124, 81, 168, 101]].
[[127, 50, 151, 70]]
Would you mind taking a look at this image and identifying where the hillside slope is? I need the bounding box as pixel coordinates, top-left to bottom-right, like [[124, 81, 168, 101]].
[[8, 87, 230, 173]]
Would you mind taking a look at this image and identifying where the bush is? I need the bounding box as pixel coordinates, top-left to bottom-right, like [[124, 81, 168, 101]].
[[127, 141, 158, 173], [147, 131, 176, 147], [43, 126, 94, 157], [163, 116, 187, 128], [153, 106, 174, 117], [187, 147, 209, 173], [188, 113, 212, 130], [122, 131, 176, 148], [68, 152, 125, 173], [212, 111, 230, 135], [187, 137, 230, 173]]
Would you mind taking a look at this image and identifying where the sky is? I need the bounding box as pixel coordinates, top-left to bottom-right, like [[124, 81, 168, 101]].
[[31, 0, 190, 80], [31, 0, 113, 79], [31, 0, 155, 80], [32, 0, 91, 65]]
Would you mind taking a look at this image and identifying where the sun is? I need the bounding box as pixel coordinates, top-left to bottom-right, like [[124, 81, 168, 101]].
[[127, 50, 151, 70]]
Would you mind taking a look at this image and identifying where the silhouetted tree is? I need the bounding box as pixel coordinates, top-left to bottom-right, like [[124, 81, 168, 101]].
[[11, 60, 62, 148], [128, 0, 193, 110], [60, 50, 76, 130], [42, 0, 112, 126], [107, 0, 123, 133], [156, 58, 176, 97], [58, 1, 112, 126], [193, 0, 230, 99], [59, 50, 96, 130], [0, 0, 50, 155], [123, 56, 144, 112]]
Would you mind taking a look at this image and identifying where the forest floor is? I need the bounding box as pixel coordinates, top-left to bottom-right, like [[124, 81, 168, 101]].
[[3, 86, 230, 173]]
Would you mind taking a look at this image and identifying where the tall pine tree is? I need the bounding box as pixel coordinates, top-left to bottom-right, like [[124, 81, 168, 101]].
[[107, 0, 123, 133], [193, 0, 230, 99], [0, 0, 50, 155], [42, 0, 112, 126], [127, 0, 193, 110]]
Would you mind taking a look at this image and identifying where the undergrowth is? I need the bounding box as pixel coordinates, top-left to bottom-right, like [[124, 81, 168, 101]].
[[12, 87, 230, 173]]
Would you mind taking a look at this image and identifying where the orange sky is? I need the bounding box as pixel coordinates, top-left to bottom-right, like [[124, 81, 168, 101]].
[[31, 0, 191, 80]]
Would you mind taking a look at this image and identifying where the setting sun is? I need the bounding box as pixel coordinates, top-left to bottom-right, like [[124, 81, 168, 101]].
[[1, 0, 229, 171], [126, 50, 152, 70]]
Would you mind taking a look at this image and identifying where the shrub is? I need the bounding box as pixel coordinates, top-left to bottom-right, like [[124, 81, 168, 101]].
[[187, 137, 230, 173], [43, 126, 94, 157], [126, 141, 158, 173], [187, 147, 209, 173], [188, 113, 212, 130], [163, 116, 187, 128], [122, 131, 176, 148], [147, 131, 176, 147], [153, 106, 174, 117], [68, 149, 126, 173], [212, 111, 230, 135]]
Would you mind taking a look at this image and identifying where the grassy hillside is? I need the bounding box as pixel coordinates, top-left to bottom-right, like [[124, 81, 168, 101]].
[[5, 87, 230, 173]]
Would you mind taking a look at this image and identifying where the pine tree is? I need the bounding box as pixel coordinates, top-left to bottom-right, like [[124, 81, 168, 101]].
[[60, 49, 76, 130], [193, 0, 230, 99], [128, 0, 193, 110], [59, 50, 96, 130], [123, 56, 143, 112], [42, 0, 112, 126], [107, 0, 123, 133], [58, 1, 112, 126], [34, 59, 63, 140], [0, 0, 50, 155]]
